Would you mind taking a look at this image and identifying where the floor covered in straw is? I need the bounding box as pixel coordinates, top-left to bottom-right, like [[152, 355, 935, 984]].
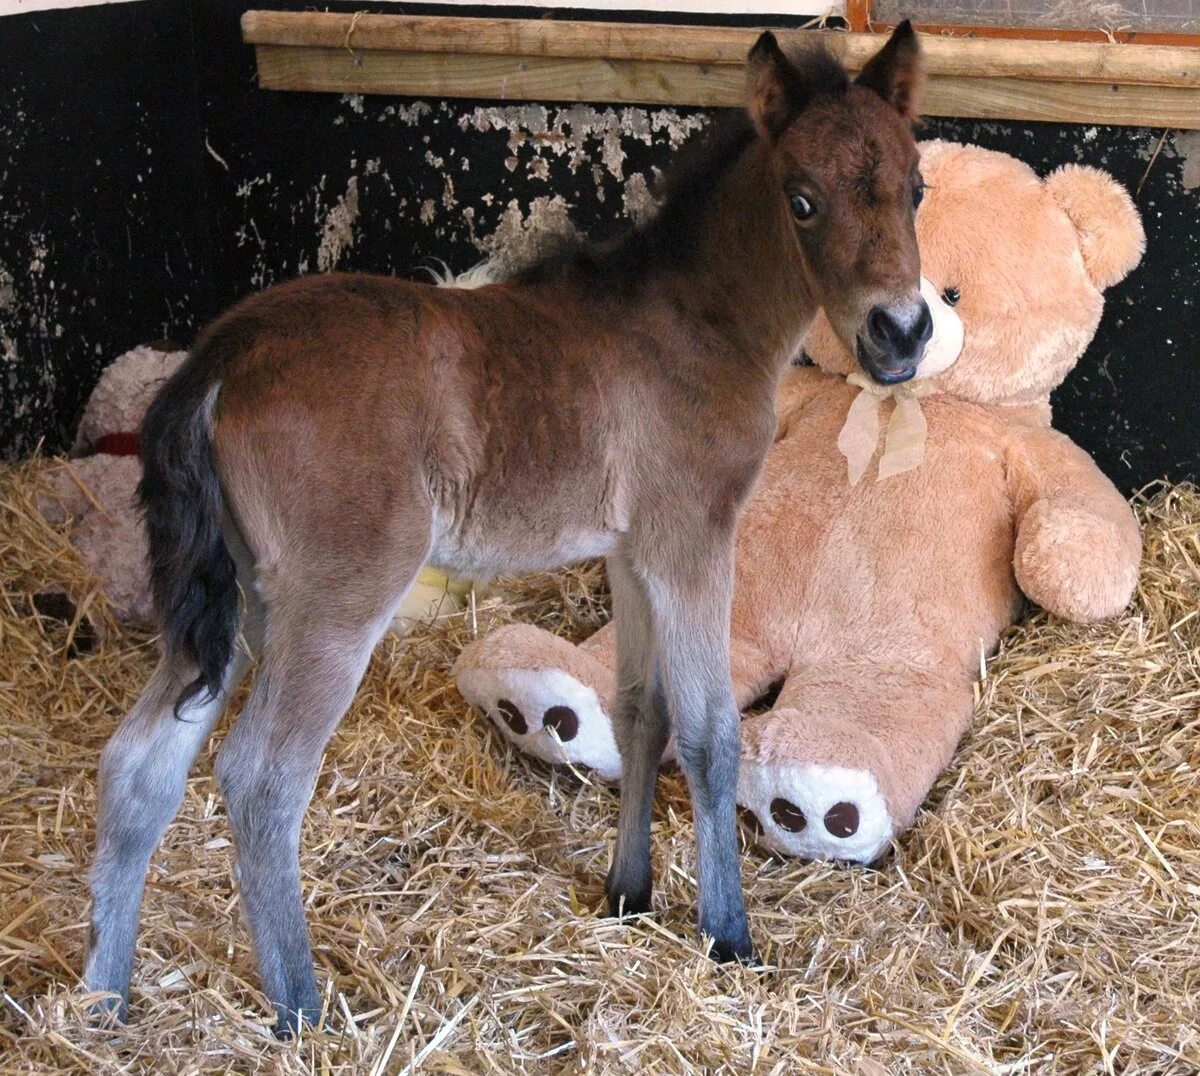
[[1, 459, 1199, 1074]]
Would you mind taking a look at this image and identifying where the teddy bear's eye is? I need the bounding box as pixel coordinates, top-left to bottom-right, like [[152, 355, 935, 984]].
[[941, 285, 961, 306]]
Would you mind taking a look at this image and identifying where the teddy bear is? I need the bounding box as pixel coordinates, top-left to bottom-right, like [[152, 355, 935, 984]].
[[453, 139, 1146, 864], [37, 343, 187, 625]]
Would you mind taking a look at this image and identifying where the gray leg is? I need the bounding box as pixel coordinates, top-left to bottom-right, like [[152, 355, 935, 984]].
[[604, 548, 669, 918], [84, 638, 256, 1017], [214, 573, 418, 1038], [643, 541, 754, 962]]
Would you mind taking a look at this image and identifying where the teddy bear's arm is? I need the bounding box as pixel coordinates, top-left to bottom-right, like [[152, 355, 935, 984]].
[[1006, 426, 1141, 623]]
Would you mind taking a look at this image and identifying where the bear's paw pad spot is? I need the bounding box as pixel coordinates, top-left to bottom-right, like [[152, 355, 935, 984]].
[[769, 797, 807, 833], [824, 800, 860, 838], [543, 705, 579, 742], [496, 699, 528, 735]]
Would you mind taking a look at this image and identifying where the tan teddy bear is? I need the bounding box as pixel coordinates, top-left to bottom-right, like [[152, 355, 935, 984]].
[[454, 139, 1146, 863]]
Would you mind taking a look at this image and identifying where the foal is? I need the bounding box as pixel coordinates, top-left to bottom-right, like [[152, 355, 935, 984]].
[[85, 25, 929, 1033]]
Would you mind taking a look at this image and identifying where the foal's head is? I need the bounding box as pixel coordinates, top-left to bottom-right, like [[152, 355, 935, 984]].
[[747, 24, 929, 384]]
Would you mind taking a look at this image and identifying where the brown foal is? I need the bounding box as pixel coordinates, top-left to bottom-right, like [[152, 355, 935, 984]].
[[84, 25, 929, 1034]]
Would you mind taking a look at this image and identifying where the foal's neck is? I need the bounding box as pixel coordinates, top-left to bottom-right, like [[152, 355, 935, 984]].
[[673, 139, 814, 374]]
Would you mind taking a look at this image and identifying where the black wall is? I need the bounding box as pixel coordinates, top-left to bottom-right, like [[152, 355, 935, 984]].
[[0, 0, 211, 455], [1, 0, 1198, 490]]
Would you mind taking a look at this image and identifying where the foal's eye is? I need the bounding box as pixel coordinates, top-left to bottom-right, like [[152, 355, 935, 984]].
[[912, 180, 925, 209], [790, 193, 817, 222], [941, 285, 961, 306]]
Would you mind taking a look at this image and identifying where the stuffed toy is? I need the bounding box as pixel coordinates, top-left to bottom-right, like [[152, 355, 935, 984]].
[[38, 344, 187, 624], [454, 140, 1146, 864]]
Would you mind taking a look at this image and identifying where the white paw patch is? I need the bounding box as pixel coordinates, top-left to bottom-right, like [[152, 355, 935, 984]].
[[456, 667, 623, 781], [737, 760, 893, 864]]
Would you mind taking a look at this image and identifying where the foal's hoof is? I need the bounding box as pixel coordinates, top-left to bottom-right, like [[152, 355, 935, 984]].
[[709, 935, 760, 966], [604, 875, 653, 920], [86, 992, 129, 1027], [273, 996, 325, 1040], [704, 916, 757, 966]]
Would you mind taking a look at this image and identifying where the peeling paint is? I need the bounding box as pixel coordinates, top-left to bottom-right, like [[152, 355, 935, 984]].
[[458, 104, 706, 185], [479, 195, 578, 274], [1174, 131, 1200, 190], [316, 176, 360, 273], [621, 173, 658, 228], [0, 266, 14, 312], [379, 102, 433, 125]]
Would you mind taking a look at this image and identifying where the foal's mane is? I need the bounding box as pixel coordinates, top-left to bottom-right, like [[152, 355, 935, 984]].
[[514, 45, 849, 292], [512, 111, 758, 290]]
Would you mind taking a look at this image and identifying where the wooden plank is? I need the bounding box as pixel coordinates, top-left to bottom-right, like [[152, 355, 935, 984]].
[[241, 11, 1200, 89], [253, 44, 1200, 128], [252, 46, 747, 107], [242, 11, 762, 66], [868, 20, 1200, 48], [926, 75, 1200, 127]]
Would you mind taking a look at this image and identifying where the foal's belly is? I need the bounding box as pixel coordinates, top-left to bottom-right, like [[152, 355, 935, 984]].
[[430, 522, 619, 578], [429, 506, 619, 578]]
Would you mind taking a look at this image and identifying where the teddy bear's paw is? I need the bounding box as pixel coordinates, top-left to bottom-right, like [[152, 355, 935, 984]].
[[457, 665, 624, 780], [737, 759, 894, 864], [1015, 497, 1141, 623]]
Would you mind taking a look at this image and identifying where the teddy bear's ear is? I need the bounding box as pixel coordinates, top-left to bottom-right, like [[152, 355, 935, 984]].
[[1044, 164, 1145, 289]]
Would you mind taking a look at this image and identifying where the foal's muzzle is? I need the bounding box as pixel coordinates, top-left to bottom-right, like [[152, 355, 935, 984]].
[[857, 299, 933, 384]]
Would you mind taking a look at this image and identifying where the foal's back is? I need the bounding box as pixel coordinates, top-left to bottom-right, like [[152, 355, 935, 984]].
[[210, 271, 635, 576]]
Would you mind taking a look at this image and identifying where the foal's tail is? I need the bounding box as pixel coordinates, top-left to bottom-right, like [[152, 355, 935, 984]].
[[138, 330, 240, 714]]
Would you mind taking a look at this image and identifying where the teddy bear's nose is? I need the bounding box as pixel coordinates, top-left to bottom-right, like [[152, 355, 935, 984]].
[[864, 299, 933, 382]]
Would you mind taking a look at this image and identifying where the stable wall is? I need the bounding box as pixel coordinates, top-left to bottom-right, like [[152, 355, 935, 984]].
[[2, 0, 1198, 489]]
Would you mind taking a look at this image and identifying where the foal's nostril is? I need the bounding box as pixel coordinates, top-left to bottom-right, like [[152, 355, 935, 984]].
[[867, 305, 893, 348], [867, 302, 930, 355], [543, 705, 579, 742], [914, 299, 933, 347]]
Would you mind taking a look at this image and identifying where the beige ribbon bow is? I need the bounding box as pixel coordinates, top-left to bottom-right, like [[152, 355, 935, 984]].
[[837, 372, 936, 486]]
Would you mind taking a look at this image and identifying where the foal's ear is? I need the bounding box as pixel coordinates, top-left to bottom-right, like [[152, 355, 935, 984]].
[[746, 31, 810, 140], [855, 20, 924, 121]]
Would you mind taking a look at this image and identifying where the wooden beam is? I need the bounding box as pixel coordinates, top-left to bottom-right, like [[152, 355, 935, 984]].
[[242, 12, 1200, 128], [868, 20, 1200, 49], [242, 12, 1200, 87], [251, 44, 1200, 127]]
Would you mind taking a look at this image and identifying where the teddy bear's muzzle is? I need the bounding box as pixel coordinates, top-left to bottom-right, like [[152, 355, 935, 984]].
[[857, 298, 932, 384]]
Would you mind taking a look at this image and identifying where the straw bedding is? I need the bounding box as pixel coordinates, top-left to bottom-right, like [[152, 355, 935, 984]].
[[1, 458, 1198, 1074]]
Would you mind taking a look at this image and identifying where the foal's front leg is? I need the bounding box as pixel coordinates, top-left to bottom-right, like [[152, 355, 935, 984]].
[[611, 533, 754, 962], [604, 548, 669, 916]]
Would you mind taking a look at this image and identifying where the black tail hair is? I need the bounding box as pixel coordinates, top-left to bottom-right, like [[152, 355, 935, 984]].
[[138, 344, 239, 716]]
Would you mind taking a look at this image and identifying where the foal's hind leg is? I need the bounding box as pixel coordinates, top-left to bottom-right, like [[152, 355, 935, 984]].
[[84, 575, 262, 1018], [214, 543, 427, 1037]]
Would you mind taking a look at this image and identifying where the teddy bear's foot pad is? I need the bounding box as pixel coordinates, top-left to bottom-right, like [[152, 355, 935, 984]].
[[737, 759, 894, 863], [458, 666, 624, 780]]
